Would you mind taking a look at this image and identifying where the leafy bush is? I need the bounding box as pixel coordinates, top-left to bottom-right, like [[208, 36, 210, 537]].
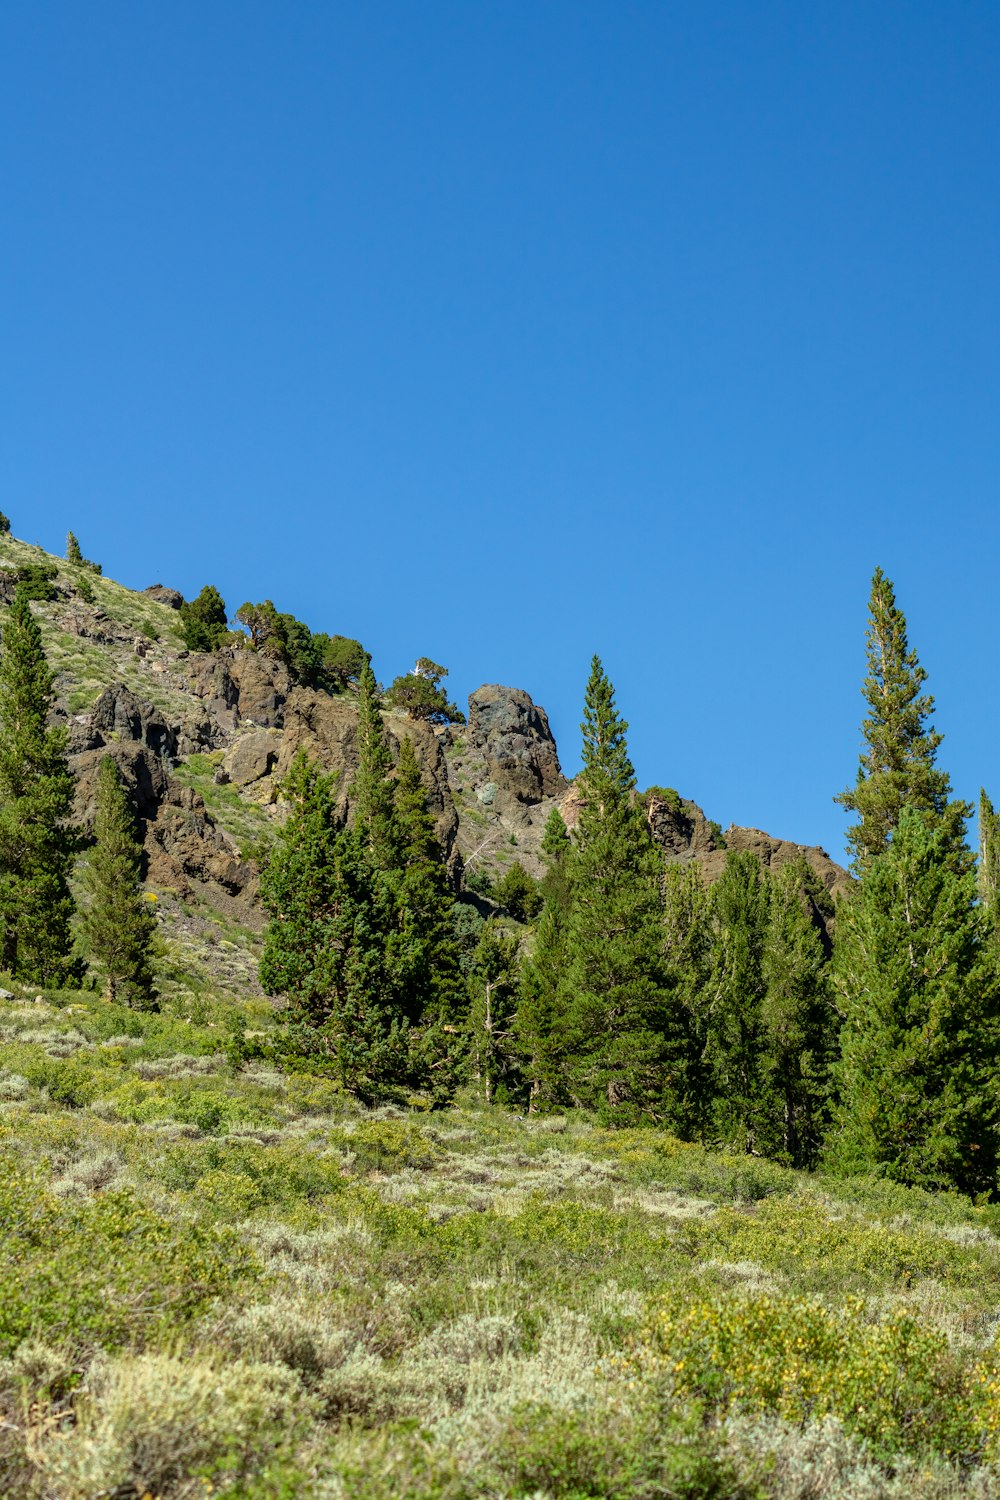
[[627, 1287, 992, 1464]]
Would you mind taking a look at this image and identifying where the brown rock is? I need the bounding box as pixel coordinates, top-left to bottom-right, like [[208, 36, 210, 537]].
[[91, 683, 177, 760], [224, 730, 281, 787], [142, 584, 184, 609]]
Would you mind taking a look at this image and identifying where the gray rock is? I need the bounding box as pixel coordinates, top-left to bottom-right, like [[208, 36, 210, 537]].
[[91, 683, 178, 760], [0, 988, 14, 1001], [466, 684, 566, 804], [142, 584, 184, 609], [476, 782, 498, 805]]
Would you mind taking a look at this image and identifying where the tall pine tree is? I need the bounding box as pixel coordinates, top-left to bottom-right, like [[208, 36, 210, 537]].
[[0, 590, 79, 984], [836, 568, 969, 874], [259, 752, 407, 1098], [351, 660, 403, 872], [556, 657, 675, 1121], [704, 851, 771, 1153], [468, 918, 521, 1104], [828, 808, 1000, 1196], [978, 789, 1000, 941], [84, 756, 157, 1008]]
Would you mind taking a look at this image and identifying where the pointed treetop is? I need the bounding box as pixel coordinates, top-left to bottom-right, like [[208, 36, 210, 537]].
[[580, 655, 635, 799], [835, 567, 969, 874]]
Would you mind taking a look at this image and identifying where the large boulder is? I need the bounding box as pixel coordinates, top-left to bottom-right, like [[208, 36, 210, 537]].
[[466, 685, 566, 804], [223, 730, 281, 787], [142, 584, 184, 610], [702, 826, 852, 904]]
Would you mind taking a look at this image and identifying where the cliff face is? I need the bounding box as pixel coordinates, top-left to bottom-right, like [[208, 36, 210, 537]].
[[1, 532, 849, 991]]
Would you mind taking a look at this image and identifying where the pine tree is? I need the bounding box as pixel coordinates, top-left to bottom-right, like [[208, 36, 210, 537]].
[[393, 735, 464, 1027], [66, 531, 83, 565], [557, 657, 674, 1121], [83, 756, 157, 1008], [828, 808, 1000, 1196], [468, 918, 521, 1104], [836, 568, 969, 874], [661, 862, 715, 1140], [0, 591, 80, 983], [760, 860, 836, 1167], [351, 661, 403, 872], [259, 752, 407, 1097], [978, 789, 1000, 940], [704, 851, 771, 1152], [518, 806, 574, 1110]]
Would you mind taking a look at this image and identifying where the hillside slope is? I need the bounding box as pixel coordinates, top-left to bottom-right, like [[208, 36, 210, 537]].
[[0, 980, 998, 1497], [0, 530, 848, 991]]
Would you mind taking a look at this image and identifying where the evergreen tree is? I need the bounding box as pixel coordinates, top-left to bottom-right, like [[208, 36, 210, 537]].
[[556, 657, 674, 1120], [661, 862, 715, 1140], [828, 808, 1000, 1196], [836, 568, 969, 874], [760, 860, 836, 1167], [0, 591, 79, 983], [259, 752, 407, 1097], [978, 789, 1000, 941], [0, 512, 10, 535], [704, 851, 771, 1153], [66, 531, 83, 565], [467, 918, 521, 1103], [352, 662, 403, 872], [393, 735, 464, 1027], [518, 806, 574, 1110], [180, 586, 229, 653], [83, 756, 157, 1008]]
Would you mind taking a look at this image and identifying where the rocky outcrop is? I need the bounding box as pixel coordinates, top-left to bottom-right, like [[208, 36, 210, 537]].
[[184, 647, 291, 734], [702, 826, 851, 904], [466, 685, 566, 804], [643, 791, 722, 862], [142, 584, 184, 609], [91, 683, 178, 760], [72, 742, 172, 827]]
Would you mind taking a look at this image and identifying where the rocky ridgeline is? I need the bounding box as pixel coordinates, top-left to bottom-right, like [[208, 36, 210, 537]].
[[1, 533, 848, 982]]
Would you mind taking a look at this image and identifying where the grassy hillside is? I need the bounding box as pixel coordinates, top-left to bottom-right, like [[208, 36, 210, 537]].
[[2, 979, 1000, 1498]]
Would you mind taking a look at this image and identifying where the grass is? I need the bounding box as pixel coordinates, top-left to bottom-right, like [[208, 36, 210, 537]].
[[2, 981, 1000, 1496]]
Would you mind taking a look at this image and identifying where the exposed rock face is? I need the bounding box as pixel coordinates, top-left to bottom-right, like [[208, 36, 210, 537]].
[[702, 826, 851, 904], [142, 584, 184, 609], [91, 683, 178, 760], [644, 792, 722, 862], [466, 685, 566, 804], [73, 743, 172, 827], [184, 647, 291, 733]]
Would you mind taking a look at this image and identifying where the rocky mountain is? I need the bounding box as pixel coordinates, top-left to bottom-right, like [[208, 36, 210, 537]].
[[1, 530, 849, 991]]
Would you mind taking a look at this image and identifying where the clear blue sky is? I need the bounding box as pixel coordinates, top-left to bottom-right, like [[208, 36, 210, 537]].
[[2, 2, 998, 862]]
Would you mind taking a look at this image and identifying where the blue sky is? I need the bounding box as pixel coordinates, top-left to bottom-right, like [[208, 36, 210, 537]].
[[2, 2, 998, 862]]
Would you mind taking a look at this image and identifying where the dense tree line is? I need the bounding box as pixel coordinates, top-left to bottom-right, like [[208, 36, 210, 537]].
[[259, 567, 1000, 1198]]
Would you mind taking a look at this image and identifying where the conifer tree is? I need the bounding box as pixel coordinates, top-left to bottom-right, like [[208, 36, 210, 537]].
[[556, 657, 674, 1120], [468, 918, 521, 1104], [978, 789, 1000, 940], [836, 568, 969, 874], [705, 851, 771, 1152], [661, 862, 715, 1140], [0, 591, 79, 983], [393, 735, 464, 1027], [760, 860, 836, 1167], [518, 806, 574, 1110], [84, 756, 157, 1008], [66, 531, 83, 565], [259, 752, 407, 1097], [351, 661, 403, 872], [828, 808, 1000, 1196]]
